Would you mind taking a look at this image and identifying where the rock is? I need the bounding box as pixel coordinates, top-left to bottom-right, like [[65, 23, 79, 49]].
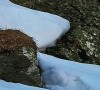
[[44, 0, 100, 65], [0, 29, 41, 86]]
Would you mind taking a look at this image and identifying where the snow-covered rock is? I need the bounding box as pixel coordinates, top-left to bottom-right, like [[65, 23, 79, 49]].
[[0, 0, 70, 50], [38, 52, 100, 90]]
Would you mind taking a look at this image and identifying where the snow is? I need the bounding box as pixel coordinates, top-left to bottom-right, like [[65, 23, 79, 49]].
[[0, 0, 70, 50], [42, 68, 88, 90], [38, 53, 100, 90], [0, 0, 100, 90], [0, 80, 48, 90]]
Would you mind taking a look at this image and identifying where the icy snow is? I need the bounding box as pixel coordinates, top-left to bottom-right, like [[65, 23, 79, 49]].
[[0, 80, 48, 90], [0, 0, 70, 49], [38, 53, 100, 90]]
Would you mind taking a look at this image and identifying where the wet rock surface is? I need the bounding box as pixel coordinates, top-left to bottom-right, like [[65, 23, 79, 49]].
[[9, 0, 100, 65]]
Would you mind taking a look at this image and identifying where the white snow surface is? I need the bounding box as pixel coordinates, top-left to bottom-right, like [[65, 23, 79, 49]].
[[38, 53, 100, 90], [0, 0, 70, 49], [0, 80, 48, 90], [0, 0, 100, 90]]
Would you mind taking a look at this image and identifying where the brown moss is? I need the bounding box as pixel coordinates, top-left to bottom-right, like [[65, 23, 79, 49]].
[[0, 29, 37, 54]]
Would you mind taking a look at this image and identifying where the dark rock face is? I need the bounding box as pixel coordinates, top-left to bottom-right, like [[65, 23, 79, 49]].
[[0, 30, 41, 87], [10, 0, 100, 64], [44, 0, 100, 65], [0, 47, 38, 86]]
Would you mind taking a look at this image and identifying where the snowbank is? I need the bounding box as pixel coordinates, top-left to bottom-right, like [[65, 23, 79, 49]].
[[0, 1, 99, 90], [0, 0, 70, 49], [0, 80, 48, 90], [38, 53, 100, 90]]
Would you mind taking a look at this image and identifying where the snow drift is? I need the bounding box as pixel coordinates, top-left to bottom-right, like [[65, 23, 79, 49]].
[[0, 0, 70, 49], [0, 80, 48, 90], [38, 53, 100, 90]]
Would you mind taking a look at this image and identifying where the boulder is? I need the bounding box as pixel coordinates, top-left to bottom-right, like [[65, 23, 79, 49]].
[[0, 29, 41, 86]]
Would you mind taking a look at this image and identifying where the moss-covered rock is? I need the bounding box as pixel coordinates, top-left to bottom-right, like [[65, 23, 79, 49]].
[[0, 30, 41, 87], [10, 0, 100, 64]]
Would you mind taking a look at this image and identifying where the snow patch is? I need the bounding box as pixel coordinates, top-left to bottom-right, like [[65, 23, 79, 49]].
[[38, 53, 100, 90], [0, 0, 70, 50], [0, 80, 48, 90], [42, 68, 88, 90]]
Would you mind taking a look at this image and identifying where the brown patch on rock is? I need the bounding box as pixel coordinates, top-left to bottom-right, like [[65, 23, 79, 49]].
[[0, 29, 41, 87], [0, 29, 37, 54]]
